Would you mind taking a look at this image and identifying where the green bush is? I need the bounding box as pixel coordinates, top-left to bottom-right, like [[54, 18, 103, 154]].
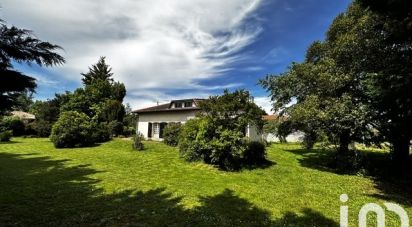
[[29, 120, 53, 137], [107, 120, 123, 136], [1, 116, 26, 136], [163, 122, 181, 146], [50, 111, 94, 148], [91, 122, 112, 143], [242, 141, 267, 165], [179, 118, 267, 171], [0, 130, 12, 142], [122, 126, 135, 137], [132, 132, 145, 150], [179, 118, 210, 162]]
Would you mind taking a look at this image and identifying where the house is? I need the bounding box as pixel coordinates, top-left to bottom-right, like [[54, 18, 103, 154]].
[[132, 98, 260, 141], [11, 111, 36, 123]]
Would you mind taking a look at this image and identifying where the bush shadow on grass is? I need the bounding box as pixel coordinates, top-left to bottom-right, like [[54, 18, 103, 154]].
[[240, 159, 277, 170], [285, 147, 412, 206], [0, 152, 337, 226]]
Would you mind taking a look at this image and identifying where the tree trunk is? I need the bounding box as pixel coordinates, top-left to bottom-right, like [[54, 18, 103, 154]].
[[338, 132, 350, 155], [392, 137, 411, 166]]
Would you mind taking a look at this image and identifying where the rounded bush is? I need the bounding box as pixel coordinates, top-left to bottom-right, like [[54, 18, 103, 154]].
[[50, 111, 94, 148], [0, 130, 12, 142], [242, 141, 267, 165], [163, 122, 181, 146], [1, 116, 26, 136]]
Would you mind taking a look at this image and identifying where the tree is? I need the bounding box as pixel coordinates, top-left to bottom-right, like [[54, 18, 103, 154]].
[[13, 91, 34, 112], [81, 56, 114, 85], [262, 2, 412, 166], [260, 56, 370, 156], [199, 89, 266, 134], [325, 2, 412, 165], [60, 57, 127, 139], [263, 117, 293, 143], [0, 20, 64, 113], [179, 90, 267, 170], [29, 94, 65, 137]]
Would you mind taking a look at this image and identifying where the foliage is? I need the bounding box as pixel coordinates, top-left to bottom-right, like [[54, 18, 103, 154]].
[[107, 120, 123, 137], [1, 116, 26, 136], [29, 97, 63, 137], [13, 91, 34, 112], [81, 56, 114, 85], [263, 118, 293, 143], [50, 111, 94, 148], [0, 130, 12, 142], [178, 118, 207, 162], [179, 91, 267, 170], [163, 122, 181, 147], [58, 57, 127, 140], [0, 19, 64, 113], [242, 141, 267, 165], [132, 132, 145, 151], [91, 122, 112, 143], [199, 89, 266, 133]]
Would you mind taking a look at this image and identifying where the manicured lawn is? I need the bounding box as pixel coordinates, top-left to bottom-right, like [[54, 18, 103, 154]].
[[0, 138, 410, 226]]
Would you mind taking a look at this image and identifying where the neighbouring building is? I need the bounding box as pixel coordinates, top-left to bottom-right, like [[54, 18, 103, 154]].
[[11, 111, 36, 123], [132, 98, 260, 141], [262, 115, 304, 143]]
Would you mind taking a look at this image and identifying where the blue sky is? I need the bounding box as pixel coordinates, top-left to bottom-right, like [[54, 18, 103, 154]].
[[2, 0, 351, 113]]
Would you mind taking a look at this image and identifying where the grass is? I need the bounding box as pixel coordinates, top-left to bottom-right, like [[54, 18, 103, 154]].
[[0, 138, 411, 226]]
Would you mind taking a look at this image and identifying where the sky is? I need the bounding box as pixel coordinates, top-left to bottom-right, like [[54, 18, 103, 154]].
[[1, 0, 351, 114]]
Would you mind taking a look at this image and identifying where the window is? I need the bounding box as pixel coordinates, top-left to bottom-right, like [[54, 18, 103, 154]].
[[184, 101, 193, 107], [153, 123, 159, 135], [175, 102, 182, 108]]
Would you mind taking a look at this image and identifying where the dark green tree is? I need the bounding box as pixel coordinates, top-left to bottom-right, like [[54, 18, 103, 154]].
[[81, 56, 114, 85], [0, 20, 65, 113]]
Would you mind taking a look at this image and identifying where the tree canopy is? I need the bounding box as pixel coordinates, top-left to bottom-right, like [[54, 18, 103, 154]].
[[0, 20, 65, 113], [260, 2, 412, 166]]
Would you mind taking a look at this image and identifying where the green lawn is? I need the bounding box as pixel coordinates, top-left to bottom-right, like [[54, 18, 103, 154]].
[[0, 138, 410, 226]]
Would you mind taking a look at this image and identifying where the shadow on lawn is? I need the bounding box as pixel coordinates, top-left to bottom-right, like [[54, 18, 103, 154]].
[[0, 152, 337, 226], [285, 148, 412, 206]]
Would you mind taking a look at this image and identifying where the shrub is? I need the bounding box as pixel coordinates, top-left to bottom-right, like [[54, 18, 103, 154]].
[[29, 120, 53, 137], [107, 120, 123, 136], [242, 141, 266, 165], [0, 130, 12, 142], [122, 126, 135, 137], [132, 132, 145, 150], [179, 118, 261, 171], [91, 122, 112, 143], [1, 116, 26, 136], [50, 111, 94, 148], [208, 128, 246, 170], [163, 122, 181, 146], [179, 118, 210, 162]]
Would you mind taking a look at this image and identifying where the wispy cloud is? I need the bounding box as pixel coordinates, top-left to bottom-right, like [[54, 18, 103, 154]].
[[2, 0, 263, 109]]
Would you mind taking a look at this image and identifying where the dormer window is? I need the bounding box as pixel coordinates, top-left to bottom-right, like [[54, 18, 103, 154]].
[[184, 101, 193, 107], [175, 102, 182, 108]]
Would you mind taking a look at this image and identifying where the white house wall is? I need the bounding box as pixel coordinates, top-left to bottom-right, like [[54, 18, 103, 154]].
[[137, 111, 198, 140], [264, 131, 304, 143]]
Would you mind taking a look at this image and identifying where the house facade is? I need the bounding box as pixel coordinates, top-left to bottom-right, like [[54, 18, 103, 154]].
[[133, 98, 260, 141], [133, 99, 202, 140]]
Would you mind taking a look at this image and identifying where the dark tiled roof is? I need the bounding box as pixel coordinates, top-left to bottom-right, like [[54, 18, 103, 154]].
[[132, 99, 203, 114]]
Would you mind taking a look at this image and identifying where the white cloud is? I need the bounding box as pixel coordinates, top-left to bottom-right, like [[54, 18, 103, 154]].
[[1, 0, 263, 109], [254, 96, 273, 114]]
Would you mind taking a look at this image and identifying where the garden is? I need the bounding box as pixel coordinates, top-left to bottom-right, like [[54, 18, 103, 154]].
[[1, 138, 411, 226]]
